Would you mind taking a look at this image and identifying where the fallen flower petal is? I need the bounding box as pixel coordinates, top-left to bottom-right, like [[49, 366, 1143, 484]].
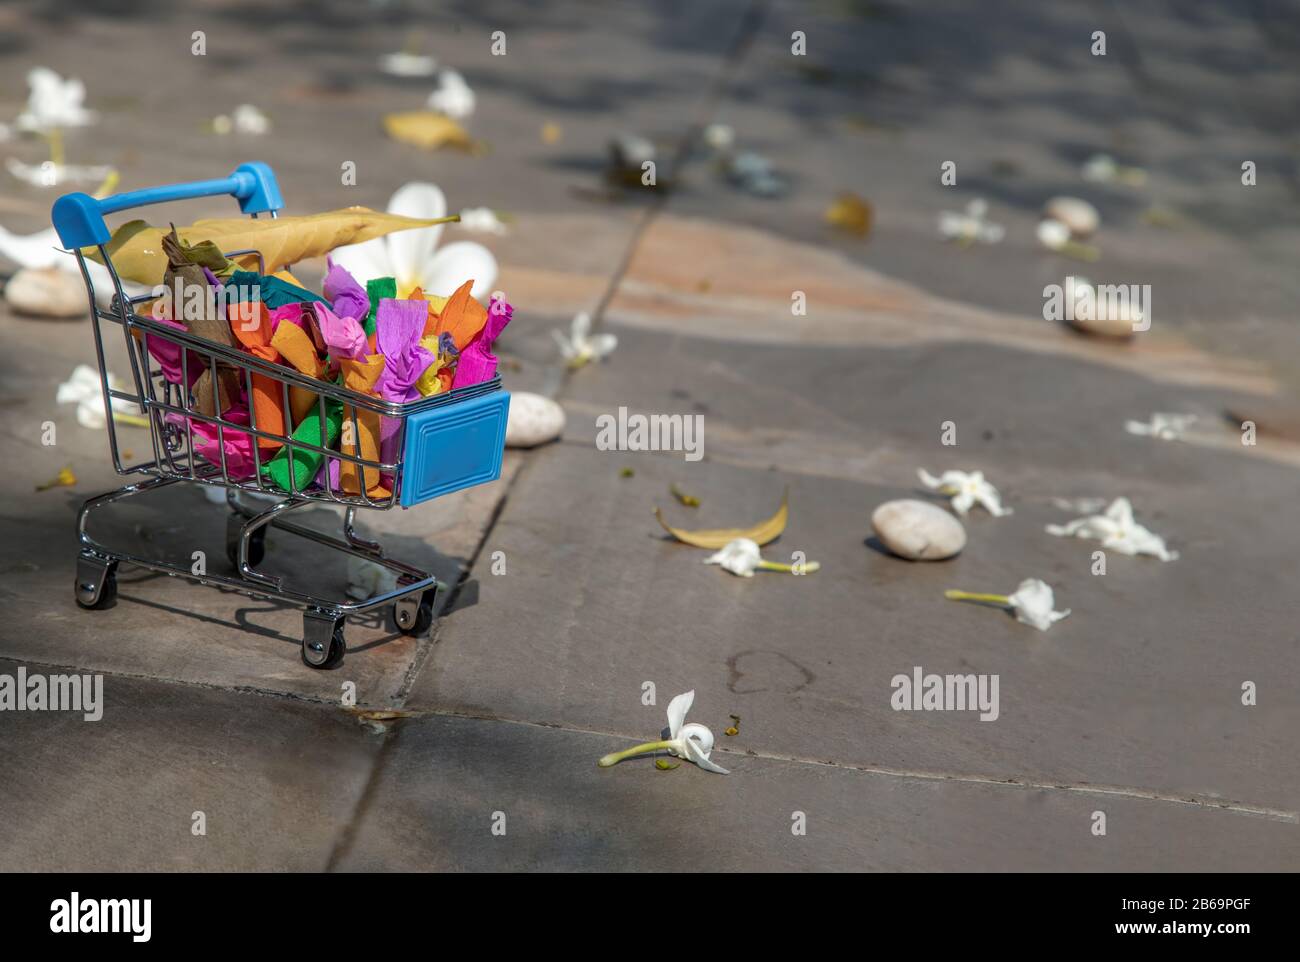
[[1124, 413, 1197, 441], [426, 69, 475, 119], [1046, 496, 1179, 561], [918, 468, 1013, 517], [598, 690, 729, 774], [552, 311, 616, 367], [704, 537, 820, 577], [945, 577, 1071, 632]]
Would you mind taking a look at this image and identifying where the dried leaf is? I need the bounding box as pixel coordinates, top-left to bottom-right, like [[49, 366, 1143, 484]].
[[670, 483, 700, 507], [724, 726, 739, 737], [541, 121, 562, 145], [654, 487, 789, 549], [36, 466, 76, 492], [654, 759, 680, 771], [825, 192, 873, 237], [620, 467, 635, 478], [384, 110, 474, 151], [86, 208, 460, 286]]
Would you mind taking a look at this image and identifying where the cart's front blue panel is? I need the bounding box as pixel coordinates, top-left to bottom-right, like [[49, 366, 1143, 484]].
[[400, 391, 510, 506]]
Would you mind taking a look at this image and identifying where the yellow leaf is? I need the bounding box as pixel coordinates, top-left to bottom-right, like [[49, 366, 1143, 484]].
[[384, 110, 474, 151], [36, 466, 76, 492], [670, 483, 700, 507], [825, 192, 873, 237], [654, 488, 789, 549], [86, 208, 460, 286]]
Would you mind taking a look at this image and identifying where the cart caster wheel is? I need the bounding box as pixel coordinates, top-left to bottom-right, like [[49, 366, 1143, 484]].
[[75, 554, 118, 610], [302, 625, 345, 669], [302, 610, 345, 669], [225, 517, 266, 570], [393, 587, 438, 636]]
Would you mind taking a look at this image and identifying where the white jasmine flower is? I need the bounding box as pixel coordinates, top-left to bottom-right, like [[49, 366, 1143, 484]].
[[1124, 413, 1197, 441], [330, 181, 497, 300], [456, 207, 507, 235], [379, 51, 437, 77], [1037, 218, 1071, 251], [1046, 496, 1178, 561], [17, 67, 96, 131], [939, 199, 1005, 245], [426, 69, 475, 119], [552, 312, 616, 368], [57, 364, 144, 429], [918, 468, 1013, 517], [704, 537, 819, 578], [598, 690, 729, 774], [702, 123, 734, 152], [213, 104, 270, 136], [945, 578, 1071, 632], [6, 158, 114, 188]]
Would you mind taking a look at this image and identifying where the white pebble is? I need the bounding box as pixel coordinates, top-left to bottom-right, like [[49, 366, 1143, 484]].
[[1044, 196, 1100, 237], [871, 499, 966, 561], [505, 391, 565, 448], [3, 267, 86, 318]]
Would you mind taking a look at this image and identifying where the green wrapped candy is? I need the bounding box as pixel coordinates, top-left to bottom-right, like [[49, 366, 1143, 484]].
[[262, 398, 343, 493]]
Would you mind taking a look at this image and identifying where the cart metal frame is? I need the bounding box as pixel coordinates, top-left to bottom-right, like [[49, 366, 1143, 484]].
[[53, 163, 507, 668]]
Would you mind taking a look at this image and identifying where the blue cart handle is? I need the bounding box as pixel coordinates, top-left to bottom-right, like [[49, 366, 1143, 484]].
[[52, 161, 283, 250]]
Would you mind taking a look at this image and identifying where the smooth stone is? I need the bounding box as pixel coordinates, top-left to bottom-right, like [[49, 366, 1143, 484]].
[[871, 499, 966, 561], [1069, 300, 1141, 340], [1043, 196, 1100, 237], [3, 267, 86, 318], [505, 391, 565, 448]]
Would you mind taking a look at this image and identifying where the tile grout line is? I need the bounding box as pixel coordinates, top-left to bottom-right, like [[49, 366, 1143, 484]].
[[8, 653, 1294, 826]]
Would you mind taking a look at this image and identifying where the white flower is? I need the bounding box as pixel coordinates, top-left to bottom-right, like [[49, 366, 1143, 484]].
[[946, 578, 1071, 632], [213, 104, 269, 136], [597, 690, 729, 774], [705, 538, 762, 577], [1124, 413, 1197, 441], [918, 468, 1013, 517], [456, 207, 507, 235], [426, 69, 475, 119], [1037, 218, 1071, 251], [703, 123, 734, 152], [1006, 578, 1072, 631], [17, 67, 96, 131], [552, 311, 616, 367], [0, 122, 11, 143], [1082, 153, 1146, 186], [379, 51, 437, 77], [6, 158, 114, 188], [0, 224, 147, 307], [1047, 496, 1179, 561], [330, 181, 497, 300], [57, 364, 141, 429], [938, 199, 1005, 244]]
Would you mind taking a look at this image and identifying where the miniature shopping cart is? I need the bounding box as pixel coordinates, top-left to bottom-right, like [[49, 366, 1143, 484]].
[[51, 163, 510, 668]]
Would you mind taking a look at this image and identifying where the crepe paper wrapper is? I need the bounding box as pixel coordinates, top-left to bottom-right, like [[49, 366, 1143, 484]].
[[334, 355, 387, 495], [226, 270, 327, 310], [229, 302, 287, 450], [408, 287, 450, 320], [143, 316, 205, 389], [654, 488, 790, 549], [324, 261, 370, 330], [270, 321, 328, 426], [310, 302, 369, 361], [365, 278, 396, 336], [427, 279, 487, 351], [415, 333, 457, 396], [374, 299, 435, 405], [171, 404, 257, 480], [453, 293, 511, 389], [262, 398, 343, 493]]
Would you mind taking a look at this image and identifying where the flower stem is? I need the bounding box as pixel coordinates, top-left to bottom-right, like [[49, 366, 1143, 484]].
[[757, 560, 821, 574], [598, 739, 674, 768], [944, 589, 1011, 605], [46, 128, 64, 168]]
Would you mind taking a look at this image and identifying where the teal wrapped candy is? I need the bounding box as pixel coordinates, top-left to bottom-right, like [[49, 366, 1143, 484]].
[[226, 270, 328, 309]]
